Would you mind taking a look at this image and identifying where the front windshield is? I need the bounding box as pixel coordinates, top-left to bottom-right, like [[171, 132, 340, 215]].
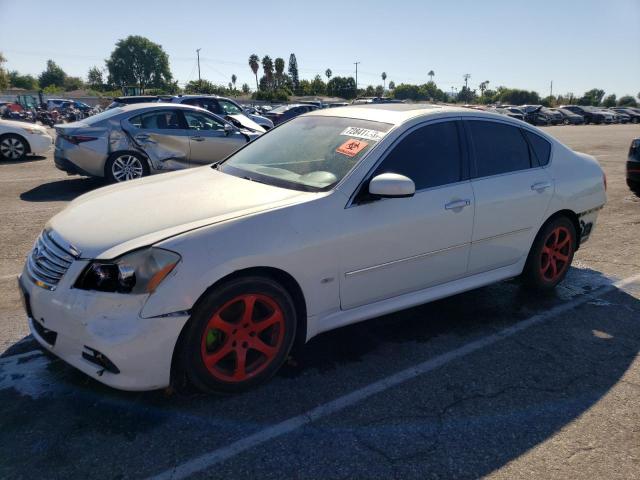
[[269, 105, 292, 113], [220, 116, 392, 191]]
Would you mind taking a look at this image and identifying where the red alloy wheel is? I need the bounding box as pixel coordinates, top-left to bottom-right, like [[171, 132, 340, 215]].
[[539, 226, 573, 282], [200, 294, 285, 383]]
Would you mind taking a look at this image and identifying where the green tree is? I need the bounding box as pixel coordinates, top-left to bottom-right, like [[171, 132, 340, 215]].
[[184, 79, 228, 95], [577, 88, 605, 106], [261, 56, 274, 90], [497, 88, 540, 105], [457, 85, 477, 103], [602, 94, 617, 107], [479, 80, 489, 97], [64, 76, 84, 91], [0, 53, 9, 90], [241, 83, 250, 94], [106, 36, 172, 93], [310, 74, 326, 95], [617, 95, 638, 107], [428, 70, 435, 82], [87, 66, 103, 90], [388, 80, 395, 90], [274, 57, 285, 87], [325, 68, 332, 82], [8, 71, 38, 90], [288, 53, 299, 93], [248, 54, 260, 92], [381, 72, 387, 91], [326, 76, 357, 99], [39, 60, 66, 89], [231, 74, 237, 91], [541, 95, 556, 107]]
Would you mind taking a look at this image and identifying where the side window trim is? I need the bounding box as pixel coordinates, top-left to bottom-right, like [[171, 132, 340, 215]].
[[349, 117, 466, 206]]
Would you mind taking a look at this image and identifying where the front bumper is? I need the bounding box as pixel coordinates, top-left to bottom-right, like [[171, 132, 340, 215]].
[[18, 263, 189, 391]]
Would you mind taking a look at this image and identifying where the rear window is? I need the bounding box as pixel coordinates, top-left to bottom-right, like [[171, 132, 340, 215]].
[[523, 130, 551, 166]]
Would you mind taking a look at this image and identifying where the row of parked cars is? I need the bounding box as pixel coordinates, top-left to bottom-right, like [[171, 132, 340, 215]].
[[485, 104, 640, 126]]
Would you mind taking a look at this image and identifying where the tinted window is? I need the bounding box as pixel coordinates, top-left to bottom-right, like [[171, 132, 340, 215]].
[[523, 130, 551, 166], [468, 121, 530, 177], [129, 110, 182, 129], [183, 111, 225, 131], [218, 100, 243, 115], [373, 121, 462, 190]]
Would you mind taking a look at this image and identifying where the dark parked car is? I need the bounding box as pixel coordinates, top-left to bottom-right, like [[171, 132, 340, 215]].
[[262, 104, 318, 125], [106, 96, 161, 109], [612, 107, 640, 123], [551, 108, 585, 125], [492, 108, 525, 121], [560, 105, 613, 124], [520, 105, 551, 126], [600, 108, 629, 124], [627, 138, 640, 195]]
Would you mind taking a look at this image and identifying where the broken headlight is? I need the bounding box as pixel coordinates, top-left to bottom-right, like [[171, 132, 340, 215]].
[[75, 248, 180, 294]]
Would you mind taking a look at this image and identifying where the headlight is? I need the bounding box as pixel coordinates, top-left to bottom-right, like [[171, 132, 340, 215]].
[[75, 248, 180, 294]]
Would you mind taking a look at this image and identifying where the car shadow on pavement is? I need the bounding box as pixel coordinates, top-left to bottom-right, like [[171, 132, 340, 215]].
[[20, 177, 105, 202], [0, 267, 638, 479], [0, 155, 48, 165]]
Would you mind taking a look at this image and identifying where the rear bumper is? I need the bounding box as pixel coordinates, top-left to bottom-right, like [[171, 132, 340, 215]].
[[54, 154, 91, 176]]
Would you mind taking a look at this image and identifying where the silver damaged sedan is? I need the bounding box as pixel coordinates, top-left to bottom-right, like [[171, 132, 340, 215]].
[[54, 103, 264, 182]]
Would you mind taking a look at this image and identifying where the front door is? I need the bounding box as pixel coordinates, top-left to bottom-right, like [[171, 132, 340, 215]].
[[339, 120, 475, 310], [182, 110, 247, 165]]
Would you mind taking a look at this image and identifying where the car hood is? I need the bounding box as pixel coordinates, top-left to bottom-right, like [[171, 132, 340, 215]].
[[48, 167, 314, 259], [226, 114, 265, 133]]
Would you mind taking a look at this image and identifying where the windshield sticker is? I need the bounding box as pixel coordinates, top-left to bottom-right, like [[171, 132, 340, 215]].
[[340, 127, 386, 142], [336, 138, 369, 157]]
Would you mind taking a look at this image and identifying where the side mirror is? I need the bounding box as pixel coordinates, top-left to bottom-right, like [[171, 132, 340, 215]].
[[224, 123, 235, 135], [368, 173, 415, 198]]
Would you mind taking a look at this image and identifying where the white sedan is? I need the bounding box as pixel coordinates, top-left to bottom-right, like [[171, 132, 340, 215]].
[[19, 105, 606, 393], [0, 119, 53, 161]]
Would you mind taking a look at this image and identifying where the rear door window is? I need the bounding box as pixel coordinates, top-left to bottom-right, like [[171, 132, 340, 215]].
[[129, 110, 183, 130], [467, 120, 531, 177]]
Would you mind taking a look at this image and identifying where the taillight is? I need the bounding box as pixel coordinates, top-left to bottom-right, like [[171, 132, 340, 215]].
[[61, 134, 97, 144]]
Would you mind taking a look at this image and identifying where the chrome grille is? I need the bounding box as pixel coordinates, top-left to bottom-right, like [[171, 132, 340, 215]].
[[26, 230, 78, 290]]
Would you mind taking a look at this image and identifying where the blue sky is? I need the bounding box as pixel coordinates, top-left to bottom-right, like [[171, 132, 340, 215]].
[[1, 0, 638, 97]]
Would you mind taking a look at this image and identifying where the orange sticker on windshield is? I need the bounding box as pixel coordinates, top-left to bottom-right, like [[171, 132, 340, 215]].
[[336, 138, 369, 157]]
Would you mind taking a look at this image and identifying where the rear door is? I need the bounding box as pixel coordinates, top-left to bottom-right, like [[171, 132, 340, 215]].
[[181, 110, 247, 165], [465, 119, 553, 274], [126, 109, 191, 170]]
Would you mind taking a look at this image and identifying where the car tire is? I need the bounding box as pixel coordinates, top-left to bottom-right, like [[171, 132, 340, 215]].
[[522, 216, 576, 291], [181, 276, 297, 394], [631, 118, 638, 124], [563, 118, 570, 125], [105, 152, 149, 183], [0, 134, 28, 161]]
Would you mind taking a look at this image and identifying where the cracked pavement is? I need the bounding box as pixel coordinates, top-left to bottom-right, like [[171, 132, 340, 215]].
[[1, 125, 639, 479]]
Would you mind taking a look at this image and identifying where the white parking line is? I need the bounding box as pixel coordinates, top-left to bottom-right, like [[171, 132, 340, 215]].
[[149, 273, 640, 480]]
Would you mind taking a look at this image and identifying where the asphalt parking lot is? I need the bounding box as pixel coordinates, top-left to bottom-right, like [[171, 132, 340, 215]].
[[1, 124, 639, 479]]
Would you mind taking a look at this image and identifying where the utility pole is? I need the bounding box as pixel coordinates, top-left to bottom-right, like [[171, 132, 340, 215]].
[[354, 61, 360, 92], [196, 48, 202, 87], [550, 80, 553, 98], [463, 73, 471, 88]]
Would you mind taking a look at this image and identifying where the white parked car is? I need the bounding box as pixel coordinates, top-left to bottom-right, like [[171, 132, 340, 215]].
[[0, 119, 53, 161], [19, 105, 606, 393]]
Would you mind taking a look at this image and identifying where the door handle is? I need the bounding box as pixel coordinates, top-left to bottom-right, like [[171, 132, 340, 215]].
[[134, 134, 150, 141], [445, 199, 471, 210], [531, 181, 552, 192], [191, 136, 205, 142]]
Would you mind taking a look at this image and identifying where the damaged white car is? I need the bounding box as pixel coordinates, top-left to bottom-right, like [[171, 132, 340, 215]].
[[54, 103, 264, 182]]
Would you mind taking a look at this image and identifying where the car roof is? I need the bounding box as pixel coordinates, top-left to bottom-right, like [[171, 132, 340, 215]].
[[307, 103, 483, 125], [117, 102, 214, 112]]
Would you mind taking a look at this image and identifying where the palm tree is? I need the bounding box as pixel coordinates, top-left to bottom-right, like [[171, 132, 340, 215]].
[[479, 80, 489, 97], [325, 68, 332, 82], [262, 55, 274, 90], [381, 72, 387, 90], [428, 70, 435, 82], [231, 74, 237, 91], [248, 54, 260, 92]]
